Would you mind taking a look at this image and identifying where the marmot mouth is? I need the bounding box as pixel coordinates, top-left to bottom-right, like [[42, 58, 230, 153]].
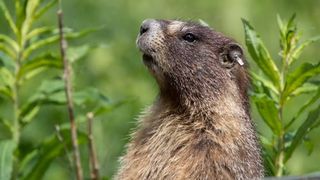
[[142, 54, 156, 66]]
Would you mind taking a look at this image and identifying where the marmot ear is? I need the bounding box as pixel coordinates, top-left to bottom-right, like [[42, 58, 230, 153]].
[[220, 43, 244, 68]]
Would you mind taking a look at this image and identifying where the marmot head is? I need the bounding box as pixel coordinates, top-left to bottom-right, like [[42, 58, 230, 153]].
[[137, 19, 249, 108]]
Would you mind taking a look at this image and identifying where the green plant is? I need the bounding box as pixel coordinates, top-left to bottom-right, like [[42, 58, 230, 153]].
[[0, 0, 114, 179], [242, 15, 320, 176]]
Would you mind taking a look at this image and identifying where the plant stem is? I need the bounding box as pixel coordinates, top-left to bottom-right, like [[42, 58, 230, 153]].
[[11, 39, 23, 180], [275, 44, 291, 176], [275, 84, 285, 176], [275, 107, 285, 176], [12, 64, 20, 180], [12, 71, 20, 144], [57, 5, 83, 180], [87, 112, 100, 180]]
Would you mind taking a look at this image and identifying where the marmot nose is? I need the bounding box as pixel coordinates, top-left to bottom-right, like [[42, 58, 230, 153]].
[[140, 25, 149, 35], [139, 19, 155, 35]]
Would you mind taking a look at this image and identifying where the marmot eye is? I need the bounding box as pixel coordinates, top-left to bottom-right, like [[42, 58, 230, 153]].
[[183, 33, 197, 42]]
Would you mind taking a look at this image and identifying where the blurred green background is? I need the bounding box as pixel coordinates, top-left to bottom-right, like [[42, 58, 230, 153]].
[[1, 0, 319, 179]]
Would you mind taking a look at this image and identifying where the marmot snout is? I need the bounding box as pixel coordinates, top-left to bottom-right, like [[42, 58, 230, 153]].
[[116, 19, 264, 180]]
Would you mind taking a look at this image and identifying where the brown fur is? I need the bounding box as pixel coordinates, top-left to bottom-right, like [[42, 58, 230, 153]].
[[115, 19, 263, 180]]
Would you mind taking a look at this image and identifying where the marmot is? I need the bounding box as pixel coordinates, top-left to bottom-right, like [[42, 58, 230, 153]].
[[116, 19, 263, 180]]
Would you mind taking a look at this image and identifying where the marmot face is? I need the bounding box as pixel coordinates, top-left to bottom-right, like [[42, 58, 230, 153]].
[[137, 19, 248, 106]]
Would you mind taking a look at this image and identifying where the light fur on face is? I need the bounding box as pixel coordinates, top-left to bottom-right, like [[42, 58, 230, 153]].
[[167, 21, 185, 35]]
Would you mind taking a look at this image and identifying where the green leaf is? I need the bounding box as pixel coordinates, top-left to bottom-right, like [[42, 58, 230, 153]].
[[0, 52, 15, 70], [282, 14, 298, 51], [0, 67, 14, 99], [64, 27, 103, 40], [252, 94, 282, 135], [23, 28, 98, 59], [0, 67, 14, 85], [67, 45, 91, 63], [45, 91, 66, 104], [249, 71, 279, 95], [25, 0, 41, 18], [18, 53, 62, 83], [73, 88, 113, 115], [18, 150, 38, 179], [290, 82, 319, 98], [23, 35, 60, 60], [0, 1, 18, 35], [290, 36, 320, 64], [286, 88, 320, 130], [277, 14, 287, 52], [73, 88, 107, 105], [26, 26, 55, 41], [93, 100, 125, 116], [249, 77, 278, 104], [311, 118, 320, 131], [285, 108, 320, 162], [73, 87, 123, 116], [15, 0, 25, 29], [284, 62, 320, 98], [15, 0, 22, 13], [21, 105, 40, 125], [0, 87, 13, 100], [302, 137, 314, 156], [262, 147, 276, 176], [27, 27, 76, 42], [277, 14, 285, 36], [284, 14, 298, 52], [36, 78, 65, 95], [34, 0, 58, 20], [0, 43, 16, 59], [260, 135, 276, 176], [21, 0, 45, 44], [20, 78, 65, 124], [0, 140, 16, 180], [286, 14, 297, 31], [20, 102, 41, 126], [242, 19, 281, 89], [0, 118, 12, 140], [0, 35, 19, 53], [22, 128, 87, 180], [24, 0, 41, 27]]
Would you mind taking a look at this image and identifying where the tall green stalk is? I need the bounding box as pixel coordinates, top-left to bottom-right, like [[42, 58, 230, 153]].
[[275, 51, 290, 176], [243, 15, 320, 176]]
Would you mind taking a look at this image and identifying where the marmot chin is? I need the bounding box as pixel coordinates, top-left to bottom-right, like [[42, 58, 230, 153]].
[[116, 19, 263, 180]]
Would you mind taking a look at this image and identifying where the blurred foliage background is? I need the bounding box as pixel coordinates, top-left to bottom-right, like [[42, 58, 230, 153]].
[[0, 0, 319, 179]]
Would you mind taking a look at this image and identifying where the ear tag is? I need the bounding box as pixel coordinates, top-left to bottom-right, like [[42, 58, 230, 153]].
[[235, 55, 244, 66]]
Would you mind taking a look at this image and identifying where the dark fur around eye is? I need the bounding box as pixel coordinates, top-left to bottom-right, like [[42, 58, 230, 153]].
[[182, 33, 197, 42]]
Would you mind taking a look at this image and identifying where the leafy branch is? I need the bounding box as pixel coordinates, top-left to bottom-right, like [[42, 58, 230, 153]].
[[0, 0, 112, 179], [242, 15, 320, 176]]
